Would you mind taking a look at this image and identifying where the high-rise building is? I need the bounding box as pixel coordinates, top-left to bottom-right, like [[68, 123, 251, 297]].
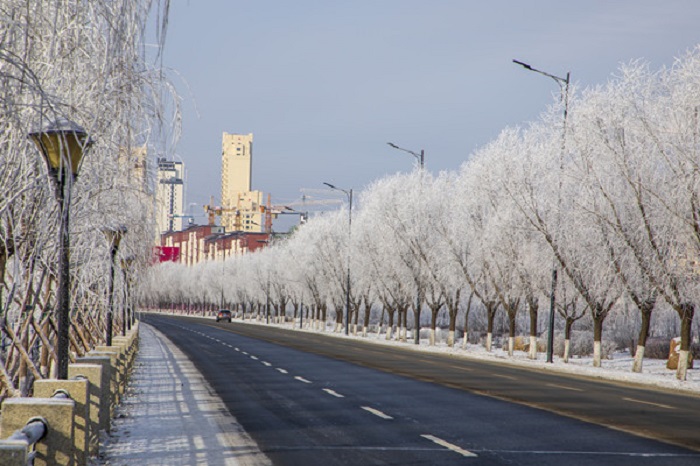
[[156, 157, 185, 236], [221, 132, 263, 232]]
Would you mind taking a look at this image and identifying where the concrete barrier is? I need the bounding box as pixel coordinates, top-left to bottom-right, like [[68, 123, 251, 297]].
[[33, 379, 90, 466], [67, 364, 103, 454], [0, 397, 75, 466], [0, 321, 140, 464]]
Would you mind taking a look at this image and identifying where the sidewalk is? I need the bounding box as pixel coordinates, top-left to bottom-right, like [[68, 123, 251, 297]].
[[91, 324, 270, 466]]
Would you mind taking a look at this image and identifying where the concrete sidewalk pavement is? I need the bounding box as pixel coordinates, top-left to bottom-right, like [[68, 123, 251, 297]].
[[92, 324, 270, 466]]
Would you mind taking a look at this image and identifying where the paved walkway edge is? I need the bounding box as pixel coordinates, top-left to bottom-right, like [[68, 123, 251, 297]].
[[93, 323, 271, 466]]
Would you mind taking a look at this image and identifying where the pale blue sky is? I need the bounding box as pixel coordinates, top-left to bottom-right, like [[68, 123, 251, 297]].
[[159, 0, 699, 226]]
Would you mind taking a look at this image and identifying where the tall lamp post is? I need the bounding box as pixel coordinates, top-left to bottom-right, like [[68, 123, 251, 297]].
[[323, 182, 353, 336], [29, 117, 92, 379], [103, 226, 126, 346], [513, 59, 570, 364], [120, 255, 135, 334], [387, 142, 425, 345]]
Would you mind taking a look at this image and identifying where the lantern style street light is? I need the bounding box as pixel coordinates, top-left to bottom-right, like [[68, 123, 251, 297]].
[[29, 117, 92, 379], [103, 226, 127, 345], [513, 59, 570, 364], [323, 182, 353, 336]]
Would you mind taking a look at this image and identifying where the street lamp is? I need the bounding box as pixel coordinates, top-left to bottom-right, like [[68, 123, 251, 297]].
[[29, 117, 92, 379], [323, 182, 353, 336], [387, 142, 424, 170], [102, 225, 127, 346], [513, 59, 570, 364], [387, 142, 426, 345], [120, 255, 135, 334]]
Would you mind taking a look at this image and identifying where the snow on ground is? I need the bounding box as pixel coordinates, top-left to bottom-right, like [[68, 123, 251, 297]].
[[224, 315, 700, 395]]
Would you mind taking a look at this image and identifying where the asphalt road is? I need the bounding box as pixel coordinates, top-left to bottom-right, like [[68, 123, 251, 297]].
[[144, 314, 700, 465]]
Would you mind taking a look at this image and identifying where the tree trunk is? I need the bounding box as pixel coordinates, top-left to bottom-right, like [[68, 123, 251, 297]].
[[508, 313, 516, 357], [363, 302, 371, 337], [528, 299, 539, 360], [486, 306, 495, 352], [430, 309, 438, 346], [593, 316, 603, 367], [676, 303, 695, 381], [632, 304, 653, 373], [564, 318, 574, 363]]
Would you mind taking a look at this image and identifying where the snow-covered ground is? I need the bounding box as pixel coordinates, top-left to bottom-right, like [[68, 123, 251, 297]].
[[226, 316, 700, 395]]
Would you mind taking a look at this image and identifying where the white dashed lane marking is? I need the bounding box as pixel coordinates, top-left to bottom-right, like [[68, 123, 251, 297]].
[[322, 388, 344, 398], [295, 376, 312, 384], [276, 368, 288, 374], [361, 406, 393, 420], [262, 361, 272, 367], [421, 435, 477, 457]]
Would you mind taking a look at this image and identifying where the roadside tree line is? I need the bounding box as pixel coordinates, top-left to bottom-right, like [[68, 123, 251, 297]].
[[144, 48, 700, 380], [0, 0, 175, 396]]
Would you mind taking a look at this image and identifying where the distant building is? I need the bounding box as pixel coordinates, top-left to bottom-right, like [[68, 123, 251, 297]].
[[156, 157, 185, 237], [221, 132, 263, 232], [160, 224, 269, 266]]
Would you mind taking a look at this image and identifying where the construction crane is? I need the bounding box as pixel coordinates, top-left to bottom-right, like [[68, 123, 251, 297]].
[[203, 196, 222, 226]]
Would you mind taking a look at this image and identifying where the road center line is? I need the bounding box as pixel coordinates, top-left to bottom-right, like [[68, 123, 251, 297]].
[[546, 383, 583, 392], [421, 434, 477, 457], [322, 388, 344, 398], [361, 406, 393, 420], [622, 397, 676, 410], [276, 368, 288, 374], [295, 376, 312, 384]]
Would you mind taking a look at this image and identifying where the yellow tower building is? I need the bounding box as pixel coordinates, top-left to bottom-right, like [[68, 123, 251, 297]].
[[221, 132, 263, 232]]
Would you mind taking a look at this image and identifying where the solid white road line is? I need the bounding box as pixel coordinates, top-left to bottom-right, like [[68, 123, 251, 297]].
[[421, 434, 477, 458], [295, 376, 312, 384], [546, 383, 583, 392], [276, 368, 288, 374], [361, 406, 393, 420], [322, 388, 344, 398], [622, 397, 676, 410]]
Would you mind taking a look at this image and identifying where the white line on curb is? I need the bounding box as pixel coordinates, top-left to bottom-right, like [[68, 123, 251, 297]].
[[622, 397, 676, 410], [322, 388, 344, 398], [361, 406, 393, 420], [421, 434, 477, 457], [546, 383, 583, 392]]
